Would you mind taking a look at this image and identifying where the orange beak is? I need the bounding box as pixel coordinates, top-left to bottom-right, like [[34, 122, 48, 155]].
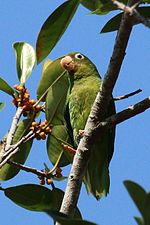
[[60, 56, 75, 72]]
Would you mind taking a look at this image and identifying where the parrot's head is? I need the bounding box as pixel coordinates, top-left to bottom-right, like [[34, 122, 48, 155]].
[[60, 52, 100, 80]]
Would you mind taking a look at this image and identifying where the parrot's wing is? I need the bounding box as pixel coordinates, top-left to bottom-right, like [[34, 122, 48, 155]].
[[84, 98, 116, 200]]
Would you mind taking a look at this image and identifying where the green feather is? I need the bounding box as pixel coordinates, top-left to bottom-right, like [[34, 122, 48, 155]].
[[66, 52, 116, 200]]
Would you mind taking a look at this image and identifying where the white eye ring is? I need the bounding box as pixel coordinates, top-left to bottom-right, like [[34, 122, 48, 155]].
[[75, 53, 84, 60]]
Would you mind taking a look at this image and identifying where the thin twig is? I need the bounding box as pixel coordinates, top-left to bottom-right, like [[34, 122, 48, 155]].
[[112, 0, 150, 29], [0, 147, 20, 169], [114, 89, 142, 101], [96, 97, 150, 130], [0, 107, 23, 163], [5, 107, 23, 149], [3, 131, 34, 157], [0, 131, 35, 168], [7, 160, 48, 178]]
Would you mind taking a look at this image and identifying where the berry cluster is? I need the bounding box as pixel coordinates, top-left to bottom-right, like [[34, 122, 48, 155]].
[[38, 167, 62, 186], [39, 176, 53, 185], [12, 84, 42, 116], [30, 120, 51, 140]]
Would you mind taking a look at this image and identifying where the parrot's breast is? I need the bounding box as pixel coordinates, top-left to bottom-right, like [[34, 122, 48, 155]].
[[69, 75, 101, 144]]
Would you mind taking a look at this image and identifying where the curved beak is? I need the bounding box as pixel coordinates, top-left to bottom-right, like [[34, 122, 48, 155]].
[[60, 56, 75, 72]]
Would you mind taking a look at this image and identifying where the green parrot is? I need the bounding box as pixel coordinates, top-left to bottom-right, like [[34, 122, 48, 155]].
[[60, 52, 116, 200]]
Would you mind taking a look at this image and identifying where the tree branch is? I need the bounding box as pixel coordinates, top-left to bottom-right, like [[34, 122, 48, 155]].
[[7, 160, 49, 178], [112, 0, 150, 29], [0, 131, 35, 169], [96, 97, 150, 130], [58, 0, 139, 219], [0, 107, 23, 164], [114, 88, 142, 101]]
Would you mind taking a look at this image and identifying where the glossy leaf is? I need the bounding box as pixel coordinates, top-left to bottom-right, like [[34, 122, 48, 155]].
[[101, 13, 122, 33], [13, 42, 36, 84], [36, 0, 80, 64], [101, 7, 150, 33], [81, 0, 150, 15], [37, 58, 68, 102], [5, 184, 56, 211], [4, 185, 81, 219], [0, 77, 14, 96], [45, 71, 69, 125], [124, 181, 147, 217], [134, 217, 144, 225], [47, 125, 72, 167], [0, 102, 5, 111], [49, 211, 97, 225], [144, 193, 150, 225], [0, 119, 33, 181], [80, 0, 96, 11]]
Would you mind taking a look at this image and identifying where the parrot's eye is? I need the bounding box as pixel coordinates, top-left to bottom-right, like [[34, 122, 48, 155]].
[[75, 53, 84, 60]]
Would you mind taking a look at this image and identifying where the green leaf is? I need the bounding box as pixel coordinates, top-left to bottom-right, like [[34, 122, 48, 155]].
[[0, 119, 33, 181], [141, 0, 150, 3], [36, 0, 80, 64], [81, 0, 150, 15], [0, 102, 5, 111], [134, 217, 144, 225], [91, 0, 118, 15], [45, 71, 69, 125], [0, 77, 14, 96], [101, 7, 150, 33], [101, 13, 122, 33], [47, 125, 73, 167], [144, 193, 150, 225], [4, 185, 82, 219], [4, 184, 57, 211], [80, 0, 96, 11], [48, 211, 97, 225], [13, 42, 36, 84], [37, 58, 68, 102], [124, 180, 147, 217], [81, 0, 121, 15], [37, 57, 70, 125]]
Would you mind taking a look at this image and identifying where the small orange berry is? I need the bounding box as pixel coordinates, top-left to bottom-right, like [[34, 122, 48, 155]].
[[13, 84, 19, 90], [40, 179, 45, 185], [44, 120, 48, 124], [45, 127, 51, 134], [24, 93, 30, 99], [46, 178, 53, 185], [29, 99, 36, 105], [39, 132, 46, 140], [40, 121, 46, 126], [25, 89, 29, 94], [17, 85, 24, 92], [31, 121, 37, 127], [35, 105, 42, 112]]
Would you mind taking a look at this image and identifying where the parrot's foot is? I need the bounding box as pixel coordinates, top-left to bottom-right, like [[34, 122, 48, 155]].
[[76, 130, 85, 142], [61, 143, 76, 155], [79, 130, 85, 137]]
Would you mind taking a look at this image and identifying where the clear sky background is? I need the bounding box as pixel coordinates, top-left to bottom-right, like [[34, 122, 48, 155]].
[[0, 1, 150, 225]]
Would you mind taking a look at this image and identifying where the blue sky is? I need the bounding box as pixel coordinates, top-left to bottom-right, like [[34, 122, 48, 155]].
[[0, 1, 150, 225]]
